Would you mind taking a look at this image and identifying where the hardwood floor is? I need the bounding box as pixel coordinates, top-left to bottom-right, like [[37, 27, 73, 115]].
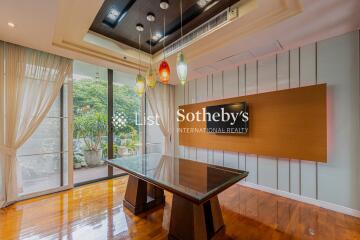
[[0, 176, 359, 240]]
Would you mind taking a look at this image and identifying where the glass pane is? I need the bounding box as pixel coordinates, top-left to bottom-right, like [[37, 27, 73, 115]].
[[112, 70, 143, 175], [73, 61, 108, 184], [146, 100, 163, 154], [18, 152, 68, 195], [16, 85, 68, 196], [107, 154, 248, 203], [41, 84, 68, 118], [17, 117, 62, 156], [47, 94, 61, 118]]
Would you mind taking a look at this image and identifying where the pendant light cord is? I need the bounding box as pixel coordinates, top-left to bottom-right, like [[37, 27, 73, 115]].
[[138, 33, 141, 74], [180, 0, 183, 43], [149, 21, 152, 66], [163, 13, 166, 60]]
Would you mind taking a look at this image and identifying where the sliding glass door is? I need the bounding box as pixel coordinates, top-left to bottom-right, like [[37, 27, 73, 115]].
[[72, 61, 144, 184]]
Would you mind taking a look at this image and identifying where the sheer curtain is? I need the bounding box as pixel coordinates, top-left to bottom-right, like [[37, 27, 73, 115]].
[[0, 42, 72, 208], [147, 83, 175, 156]]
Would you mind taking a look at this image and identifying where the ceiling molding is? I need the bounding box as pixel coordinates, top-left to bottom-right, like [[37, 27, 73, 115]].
[[53, 0, 149, 71]]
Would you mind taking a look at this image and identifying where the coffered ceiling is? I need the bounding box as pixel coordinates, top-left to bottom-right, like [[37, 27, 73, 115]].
[[90, 0, 241, 53]]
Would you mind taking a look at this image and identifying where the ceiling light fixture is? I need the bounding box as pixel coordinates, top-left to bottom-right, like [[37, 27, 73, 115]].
[[7, 22, 15, 28], [159, 3, 170, 84], [146, 12, 155, 22], [176, 0, 188, 85], [152, 32, 162, 41], [146, 13, 157, 88], [107, 9, 120, 21], [160, 0, 169, 10], [136, 23, 144, 32], [135, 23, 145, 96]]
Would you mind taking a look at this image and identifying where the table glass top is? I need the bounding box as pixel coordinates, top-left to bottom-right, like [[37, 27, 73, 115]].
[[106, 153, 248, 203]]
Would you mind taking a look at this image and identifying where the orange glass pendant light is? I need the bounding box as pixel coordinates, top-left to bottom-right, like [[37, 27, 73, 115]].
[[159, 60, 170, 83]]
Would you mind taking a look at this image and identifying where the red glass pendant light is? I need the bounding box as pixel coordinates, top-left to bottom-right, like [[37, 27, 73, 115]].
[[159, 0, 170, 84], [159, 60, 170, 83]]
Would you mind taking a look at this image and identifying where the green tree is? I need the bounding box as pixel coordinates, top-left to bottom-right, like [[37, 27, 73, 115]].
[[73, 79, 141, 138]]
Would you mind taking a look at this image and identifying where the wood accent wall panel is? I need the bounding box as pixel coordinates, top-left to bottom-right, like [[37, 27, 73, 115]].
[[179, 84, 327, 162]]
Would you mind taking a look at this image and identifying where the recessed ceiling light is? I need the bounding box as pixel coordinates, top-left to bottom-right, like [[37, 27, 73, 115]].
[[7, 22, 15, 28], [107, 9, 120, 21], [152, 32, 162, 41]]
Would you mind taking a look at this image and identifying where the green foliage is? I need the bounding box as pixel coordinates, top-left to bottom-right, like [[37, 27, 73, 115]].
[[74, 112, 107, 151], [101, 142, 119, 158], [124, 129, 139, 152], [73, 79, 141, 138]]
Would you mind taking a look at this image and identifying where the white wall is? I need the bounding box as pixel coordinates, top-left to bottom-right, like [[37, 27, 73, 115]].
[[174, 31, 360, 211]]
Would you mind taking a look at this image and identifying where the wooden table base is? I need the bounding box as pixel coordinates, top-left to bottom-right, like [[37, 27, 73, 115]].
[[123, 175, 165, 215], [124, 175, 224, 239], [169, 195, 224, 240]]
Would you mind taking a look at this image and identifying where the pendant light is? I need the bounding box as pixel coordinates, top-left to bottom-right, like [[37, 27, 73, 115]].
[[160, 0, 169, 10], [159, 1, 170, 84], [176, 0, 188, 85], [135, 23, 145, 96], [145, 12, 157, 88]]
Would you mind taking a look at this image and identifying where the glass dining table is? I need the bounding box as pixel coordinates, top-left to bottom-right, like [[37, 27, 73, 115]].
[[105, 153, 248, 240]]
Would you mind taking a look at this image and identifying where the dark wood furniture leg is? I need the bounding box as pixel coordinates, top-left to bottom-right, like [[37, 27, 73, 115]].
[[123, 175, 165, 215], [169, 195, 224, 240]]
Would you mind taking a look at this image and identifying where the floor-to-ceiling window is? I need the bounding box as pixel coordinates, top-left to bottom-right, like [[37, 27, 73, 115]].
[[17, 85, 69, 196], [17, 59, 156, 190]]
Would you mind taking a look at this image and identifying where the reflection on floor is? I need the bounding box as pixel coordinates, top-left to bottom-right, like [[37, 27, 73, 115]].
[[74, 165, 109, 184], [21, 173, 61, 196], [21, 165, 112, 194], [1, 177, 359, 240]]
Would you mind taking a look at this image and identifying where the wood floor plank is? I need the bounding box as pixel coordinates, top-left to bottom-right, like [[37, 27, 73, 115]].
[[0, 176, 359, 240]]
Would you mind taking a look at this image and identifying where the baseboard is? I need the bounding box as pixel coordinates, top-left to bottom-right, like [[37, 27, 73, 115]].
[[238, 181, 360, 219]]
